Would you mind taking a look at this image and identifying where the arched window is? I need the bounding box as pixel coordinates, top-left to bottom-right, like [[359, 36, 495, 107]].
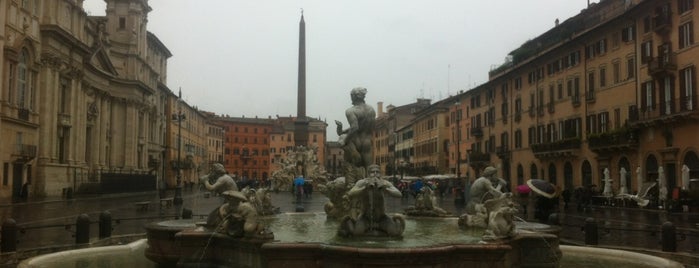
[[564, 162, 574, 189], [645, 155, 659, 184], [517, 164, 524, 185], [582, 160, 593, 186], [548, 163, 557, 185], [530, 163, 538, 180], [684, 151, 699, 181]]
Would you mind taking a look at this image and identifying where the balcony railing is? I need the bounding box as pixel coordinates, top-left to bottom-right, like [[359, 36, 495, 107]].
[[531, 138, 581, 154], [471, 127, 483, 138], [572, 95, 581, 106], [588, 128, 639, 152], [629, 96, 697, 124], [653, 13, 672, 34], [468, 151, 490, 163], [14, 144, 37, 160], [648, 55, 677, 77], [496, 145, 510, 159], [18, 108, 30, 121], [586, 90, 595, 102]]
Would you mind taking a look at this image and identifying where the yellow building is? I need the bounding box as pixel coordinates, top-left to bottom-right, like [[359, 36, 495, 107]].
[[1, 0, 172, 198]]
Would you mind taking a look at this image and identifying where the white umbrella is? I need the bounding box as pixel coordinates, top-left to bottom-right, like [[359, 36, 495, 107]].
[[602, 168, 613, 197], [682, 164, 690, 190], [636, 166, 643, 195], [658, 167, 667, 201], [619, 167, 628, 195]]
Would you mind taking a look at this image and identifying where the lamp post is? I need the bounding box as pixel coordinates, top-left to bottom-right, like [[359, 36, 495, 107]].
[[173, 89, 186, 206]]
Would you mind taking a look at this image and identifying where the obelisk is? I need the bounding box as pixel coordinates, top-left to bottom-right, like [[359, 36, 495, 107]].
[[294, 12, 309, 146]]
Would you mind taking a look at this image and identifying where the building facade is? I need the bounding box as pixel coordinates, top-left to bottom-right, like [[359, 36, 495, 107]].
[[1, 0, 173, 198]]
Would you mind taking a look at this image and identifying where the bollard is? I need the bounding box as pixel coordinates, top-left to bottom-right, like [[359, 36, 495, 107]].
[[76, 214, 90, 244], [1, 218, 18, 252], [99, 211, 112, 239], [661, 221, 676, 252], [182, 208, 193, 219], [584, 217, 598, 245]]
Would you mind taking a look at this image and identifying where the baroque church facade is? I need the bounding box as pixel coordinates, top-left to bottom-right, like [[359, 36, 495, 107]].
[[1, 0, 172, 198]]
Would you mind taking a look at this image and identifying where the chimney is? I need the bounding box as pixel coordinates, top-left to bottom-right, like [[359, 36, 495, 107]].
[[377, 102, 384, 116]]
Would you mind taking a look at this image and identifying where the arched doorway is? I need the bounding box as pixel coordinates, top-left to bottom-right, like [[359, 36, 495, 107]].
[[618, 157, 631, 192], [530, 163, 538, 180], [645, 155, 659, 184], [684, 151, 699, 188], [517, 164, 524, 185], [564, 162, 574, 189], [548, 163, 557, 185], [582, 160, 593, 186]]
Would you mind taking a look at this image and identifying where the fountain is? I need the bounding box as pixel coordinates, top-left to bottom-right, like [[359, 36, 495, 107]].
[[17, 88, 685, 268]]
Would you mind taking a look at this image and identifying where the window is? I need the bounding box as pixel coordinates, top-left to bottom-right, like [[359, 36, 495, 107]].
[[679, 0, 694, 14], [557, 82, 563, 100], [621, 25, 635, 42], [680, 22, 694, 49], [599, 67, 606, 87], [627, 58, 635, 79], [587, 72, 595, 97], [515, 130, 522, 149], [119, 17, 126, 29], [680, 66, 696, 110], [567, 79, 573, 97], [642, 81, 655, 111], [641, 41, 653, 63], [614, 108, 621, 129], [17, 51, 29, 108], [613, 61, 621, 83], [643, 16, 652, 33], [514, 77, 522, 90], [599, 112, 609, 133]]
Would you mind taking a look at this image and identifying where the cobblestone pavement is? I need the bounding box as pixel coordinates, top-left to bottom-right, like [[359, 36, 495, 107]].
[[1, 188, 697, 254]]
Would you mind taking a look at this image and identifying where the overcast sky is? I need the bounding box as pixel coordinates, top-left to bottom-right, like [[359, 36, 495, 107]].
[[83, 0, 592, 140]]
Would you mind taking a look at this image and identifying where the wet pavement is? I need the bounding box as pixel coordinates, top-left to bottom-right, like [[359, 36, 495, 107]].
[[1, 188, 697, 254]]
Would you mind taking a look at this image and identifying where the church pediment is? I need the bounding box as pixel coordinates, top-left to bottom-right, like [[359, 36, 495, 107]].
[[88, 47, 118, 76]]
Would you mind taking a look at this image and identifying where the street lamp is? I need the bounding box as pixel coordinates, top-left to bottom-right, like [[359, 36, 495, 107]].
[[172, 89, 186, 206]]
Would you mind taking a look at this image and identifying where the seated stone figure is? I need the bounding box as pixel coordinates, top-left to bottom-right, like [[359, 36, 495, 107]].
[[466, 166, 506, 215], [205, 190, 271, 239], [405, 185, 449, 217], [200, 163, 238, 195], [338, 165, 405, 238], [317, 176, 352, 220]]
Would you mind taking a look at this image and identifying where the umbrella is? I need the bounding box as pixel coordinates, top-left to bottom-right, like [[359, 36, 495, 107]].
[[526, 179, 557, 199], [516, 184, 531, 194]]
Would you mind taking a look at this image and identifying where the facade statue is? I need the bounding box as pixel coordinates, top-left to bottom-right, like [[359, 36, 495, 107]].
[[466, 166, 505, 214], [338, 165, 405, 238], [199, 163, 238, 195], [205, 190, 271, 239], [335, 87, 376, 182]]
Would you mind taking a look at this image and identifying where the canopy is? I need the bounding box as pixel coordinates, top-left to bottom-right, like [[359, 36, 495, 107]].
[[423, 174, 457, 180], [526, 179, 557, 199]]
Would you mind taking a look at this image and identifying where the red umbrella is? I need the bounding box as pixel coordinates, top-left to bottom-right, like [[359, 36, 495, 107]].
[[516, 184, 531, 194]]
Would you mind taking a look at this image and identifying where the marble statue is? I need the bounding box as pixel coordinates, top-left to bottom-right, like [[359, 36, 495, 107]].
[[199, 163, 238, 195], [317, 176, 352, 220], [404, 185, 450, 217], [466, 166, 505, 214], [241, 186, 279, 216], [205, 190, 271, 239], [602, 168, 613, 197], [338, 165, 405, 238], [459, 166, 518, 240], [270, 145, 328, 192], [335, 87, 376, 183]]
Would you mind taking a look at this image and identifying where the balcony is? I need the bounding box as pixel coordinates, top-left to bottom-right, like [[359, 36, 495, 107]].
[[586, 90, 595, 103], [471, 127, 483, 138], [13, 144, 37, 162], [468, 151, 490, 163], [653, 13, 672, 34], [629, 97, 698, 127], [572, 95, 581, 106], [531, 138, 581, 159], [588, 128, 639, 154], [496, 145, 510, 159], [648, 55, 677, 78], [18, 108, 30, 121]]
